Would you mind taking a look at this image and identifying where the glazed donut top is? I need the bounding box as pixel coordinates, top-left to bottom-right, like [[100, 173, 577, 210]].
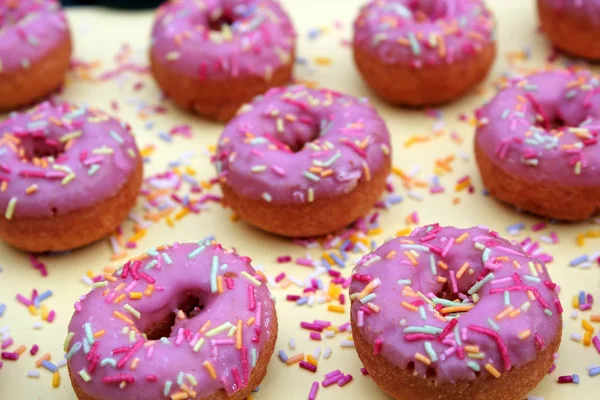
[[66, 241, 276, 399], [213, 85, 392, 204], [353, 0, 495, 67], [476, 69, 600, 186], [151, 0, 296, 80], [349, 224, 562, 383], [0, 0, 70, 75], [0, 101, 140, 219]]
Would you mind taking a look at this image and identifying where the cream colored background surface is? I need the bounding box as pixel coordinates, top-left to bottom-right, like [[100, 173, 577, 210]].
[[1, 0, 599, 399]]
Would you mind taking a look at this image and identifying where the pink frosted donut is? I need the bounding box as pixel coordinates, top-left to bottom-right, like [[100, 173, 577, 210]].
[[538, 0, 600, 60], [213, 85, 392, 237], [66, 241, 278, 400], [350, 224, 562, 400], [0, 101, 143, 252], [0, 0, 72, 111], [475, 68, 600, 221], [352, 0, 496, 105], [150, 0, 296, 121]]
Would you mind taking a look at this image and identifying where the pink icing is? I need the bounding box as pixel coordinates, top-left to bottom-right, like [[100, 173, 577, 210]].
[[353, 0, 495, 67], [476, 69, 600, 185], [349, 224, 562, 383], [66, 241, 276, 399], [0, 101, 140, 219], [213, 85, 392, 204], [0, 0, 70, 74], [150, 0, 296, 80]]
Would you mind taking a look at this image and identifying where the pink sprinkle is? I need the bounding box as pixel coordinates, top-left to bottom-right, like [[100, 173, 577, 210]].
[[299, 361, 317, 372], [531, 222, 547, 232], [277, 256, 291, 263], [274, 273, 286, 283], [360, 367, 369, 375], [587, 293, 594, 304], [248, 285, 256, 311], [146, 374, 158, 382], [102, 374, 135, 384], [287, 295, 301, 302], [373, 338, 383, 355], [296, 258, 314, 267], [328, 270, 341, 278], [310, 332, 322, 341], [16, 294, 32, 307], [322, 375, 342, 387], [339, 294, 345, 305], [557, 375, 573, 384], [30, 345, 39, 356], [592, 336, 600, 354], [468, 325, 511, 371], [47, 310, 56, 323], [1, 352, 18, 361], [580, 303, 592, 311], [308, 381, 319, 400], [324, 369, 342, 379], [337, 374, 353, 386], [301, 322, 323, 332], [1, 339, 13, 350]]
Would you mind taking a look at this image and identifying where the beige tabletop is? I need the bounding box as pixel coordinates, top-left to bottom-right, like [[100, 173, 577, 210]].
[[0, 0, 599, 399]]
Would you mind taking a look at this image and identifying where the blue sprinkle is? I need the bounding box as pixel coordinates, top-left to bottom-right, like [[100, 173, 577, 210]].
[[507, 222, 525, 232], [296, 297, 309, 306], [37, 290, 53, 303], [278, 350, 288, 362], [41, 360, 58, 373], [579, 291, 586, 307], [589, 366, 600, 377], [0, 304, 6, 317], [158, 132, 172, 143], [387, 194, 404, 205], [569, 255, 588, 267], [572, 374, 580, 384], [321, 258, 332, 270], [330, 253, 345, 268]]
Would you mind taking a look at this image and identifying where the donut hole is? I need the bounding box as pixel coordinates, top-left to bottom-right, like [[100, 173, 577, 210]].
[[279, 118, 322, 153], [436, 281, 468, 302], [208, 9, 236, 31], [408, 0, 448, 22], [142, 294, 205, 341], [18, 136, 66, 161], [425, 367, 437, 379]]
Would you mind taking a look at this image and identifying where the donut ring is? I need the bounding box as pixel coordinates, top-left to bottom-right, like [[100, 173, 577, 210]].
[[150, 0, 296, 122], [352, 0, 496, 106], [66, 241, 278, 400], [213, 85, 392, 237], [0, 0, 72, 111], [0, 102, 142, 252], [538, 0, 600, 60], [475, 68, 600, 221], [350, 224, 562, 400]]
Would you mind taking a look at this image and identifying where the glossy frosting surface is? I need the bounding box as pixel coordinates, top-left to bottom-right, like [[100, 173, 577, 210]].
[[213, 85, 392, 204], [67, 241, 276, 399], [350, 224, 562, 383]]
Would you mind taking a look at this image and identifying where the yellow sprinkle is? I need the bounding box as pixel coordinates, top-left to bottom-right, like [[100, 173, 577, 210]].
[[414, 353, 431, 366], [145, 285, 154, 296], [124, 304, 141, 319], [41, 304, 49, 320], [314, 56, 332, 66], [495, 306, 514, 320], [203, 361, 217, 379], [518, 329, 531, 340], [584, 331, 593, 347], [327, 304, 345, 313], [485, 363, 501, 378], [241, 271, 262, 286], [582, 319, 594, 333], [129, 292, 143, 299], [306, 354, 318, 366], [28, 305, 38, 316], [52, 371, 60, 387], [171, 392, 189, 400], [368, 228, 382, 236]]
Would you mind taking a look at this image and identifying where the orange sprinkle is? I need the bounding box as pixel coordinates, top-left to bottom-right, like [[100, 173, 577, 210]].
[[456, 262, 470, 279], [591, 315, 600, 322], [15, 345, 26, 355], [35, 353, 51, 367], [286, 353, 305, 365], [495, 306, 514, 320], [464, 345, 479, 353], [440, 305, 474, 314], [518, 329, 531, 340], [436, 276, 447, 283], [203, 361, 217, 379], [114, 294, 126, 304], [199, 320, 211, 333], [113, 311, 134, 325], [455, 232, 469, 244], [236, 320, 243, 350], [93, 330, 106, 339], [145, 285, 154, 296], [437, 260, 449, 270], [401, 301, 419, 312], [414, 353, 431, 366], [508, 308, 521, 318], [485, 363, 501, 378], [217, 276, 223, 294], [404, 251, 418, 266]]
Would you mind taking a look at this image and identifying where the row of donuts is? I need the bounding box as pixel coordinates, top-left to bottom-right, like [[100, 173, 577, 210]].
[[2, 0, 598, 115]]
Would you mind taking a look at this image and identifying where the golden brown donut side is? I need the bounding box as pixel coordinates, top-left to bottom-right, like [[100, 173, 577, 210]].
[[0, 159, 143, 253]]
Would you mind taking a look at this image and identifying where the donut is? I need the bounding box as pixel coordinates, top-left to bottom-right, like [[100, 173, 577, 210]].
[[0, 101, 143, 253], [538, 0, 600, 60], [350, 224, 562, 400], [352, 0, 496, 106], [66, 240, 278, 400], [474, 68, 600, 221], [213, 85, 392, 237], [0, 0, 72, 111], [150, 0, 296, 122]]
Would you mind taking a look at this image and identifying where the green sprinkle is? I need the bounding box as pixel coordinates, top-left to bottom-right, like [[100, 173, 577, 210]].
[[5, 197, 17, 220], [161, 253, 173, 265], [467, 273, 495, 295], [145, 260, 158, 270], [251, 165, 267, 173], [163, 381, 172, 397], [419, 306, 427, 321], [397, 279, 412, 286], [433, 298, 463, 307], [523, 275, 541, 283], [100, 358, 116, 367], [188, 245, 206, 259], [160, 337, 170, 345], [92, 281, 108, 289], [544, 309, 553, 316], [424, 342, 438, 362], [59, 131, 82, 143], [262, 192, 272, 202], [482, 248, 491, 263], [63, 332, 74, 352], [61, 173, 76, 185], [359, 293, 376, 304], [66, 342, 82, 359], [429, 254, 437, 274], [124, 304, 141, 319], [79, 369, 92, 382], [504, 291, 510, 306], [210, 255, 219, 293], [109, 130, 124, 144], [206, 322, 233, 337], [403, 326, 443, 334], [83, 323, 95, 345], [88, 164, 101, 176], [454, 326, 462, 346], [186, 374, 198, 386], [407, 32, 421, 55], [467, 352, 485, 359], [474, 242, 485, 251], [303, 171, 321, 182], [487, 317, 500, 331], [467, 361, 481, 371], [528, 261, 538, 277], [251, 348, 257, 367], [520, 301, 531, 311], [92, 146, 114, 155], [193, 338, 205, 352]]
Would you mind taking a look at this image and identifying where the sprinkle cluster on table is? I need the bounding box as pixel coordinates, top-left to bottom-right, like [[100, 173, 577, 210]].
[[0, 7, 600, 400]]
